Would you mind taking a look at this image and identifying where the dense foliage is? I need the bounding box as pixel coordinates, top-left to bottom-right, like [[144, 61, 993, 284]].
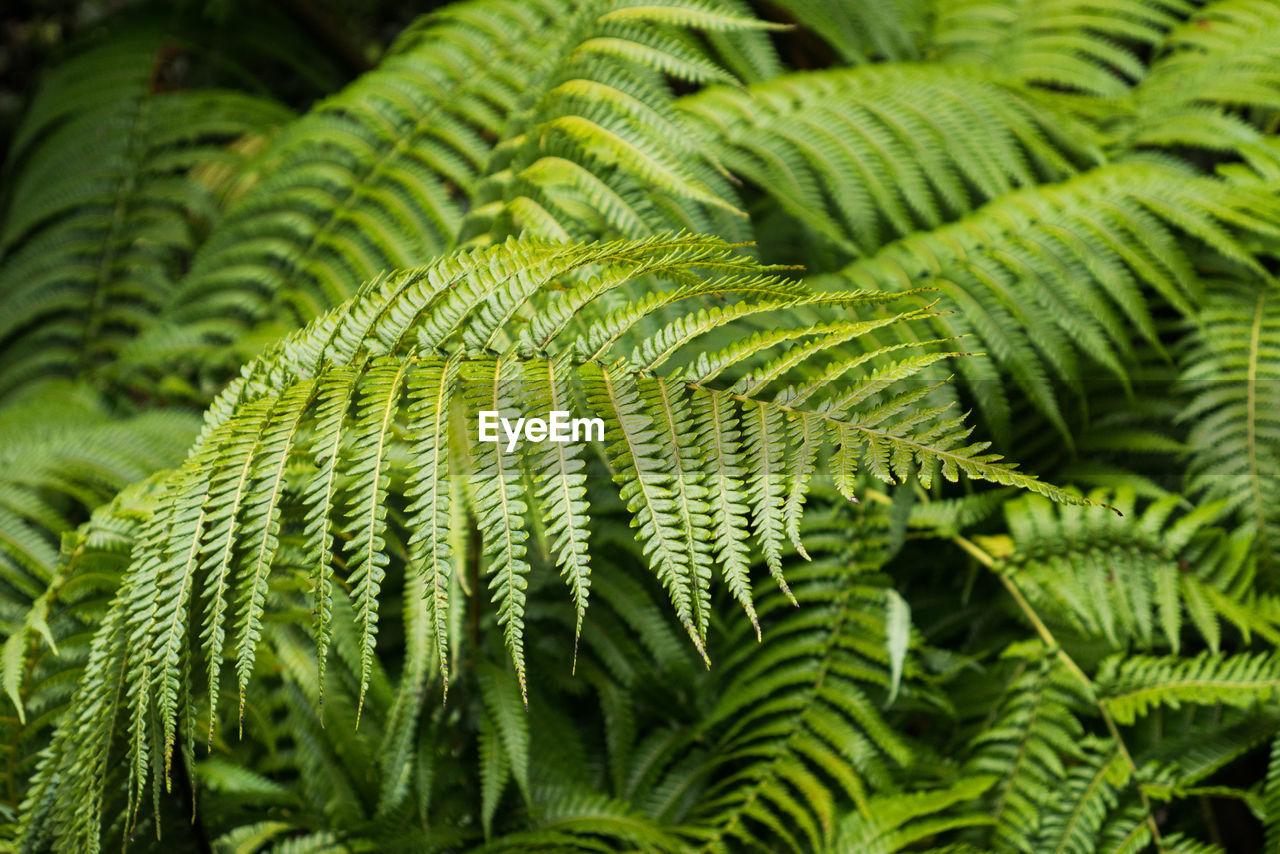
[[2, 0, 1280, 851]]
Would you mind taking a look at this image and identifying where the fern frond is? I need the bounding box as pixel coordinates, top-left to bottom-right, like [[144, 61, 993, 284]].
[[466, 358, 534, 701], [1028, 738, 1130, 854], [164, 0, 771, 344], [963, 648, 1091, 850], [983, 487, 1271, 652], [1267, 734, 1280, 850], [1098, 650, 1280, 724], [0, 385, 198, 618], [831, 161, 1280, 439], [20, 235, 1083, 851], [1125, 0, 1280, 152], [0, 26, 292, 398], [679, 64, 1099, 262], [931, 0, 1191, 95], [404, 357, 461, 693], [670, 509, 921, 852], [1179, 277, 1280, 573]]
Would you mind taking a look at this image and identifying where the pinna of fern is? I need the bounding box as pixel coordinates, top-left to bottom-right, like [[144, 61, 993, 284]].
[[17, 233, 1090, 852]]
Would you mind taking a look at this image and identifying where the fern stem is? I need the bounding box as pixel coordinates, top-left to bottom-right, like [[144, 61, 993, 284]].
[[867, 482, 1164, 846], [953, 533, 1165, 850]]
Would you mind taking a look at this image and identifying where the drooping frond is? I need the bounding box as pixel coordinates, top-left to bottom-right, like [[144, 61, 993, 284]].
[[20, 235, 1084, 852], [0, 478, 165, 835], [930, 0, 1192, 95], [0, 25, 293, 399], [1179, 277, 1280, 573]]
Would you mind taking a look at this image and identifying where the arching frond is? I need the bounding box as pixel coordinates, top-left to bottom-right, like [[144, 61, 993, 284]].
[[19, 235, 1083, 852], [985, 486, 1272, 653], [0, 385, 198, 621], [164, 0, 773, 341], [830, 161, 1280, 439], [1098, 650, 1280, 724]]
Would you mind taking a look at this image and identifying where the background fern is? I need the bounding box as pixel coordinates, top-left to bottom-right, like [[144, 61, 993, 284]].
[[3, 0, 1280, 851]]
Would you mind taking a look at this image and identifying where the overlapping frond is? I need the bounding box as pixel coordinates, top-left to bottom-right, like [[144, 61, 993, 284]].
[[1098, 650, 1280, 723], [934, 480, 1280, 852], [679, 64, 1099, 263], [0, 479, 164, 839], [567, 503, 937, 853], [961, 649, 1092, 850], [831, 161, 1280, 439], [1124, 0, 1280, 153], [163, 0, 773, 341], [676, 544, 924, 852], [984, 487, 1274, 652], [9, 0, 1280, 850], [1028, 737, 1131, 854], [0, 385, 197, 622]]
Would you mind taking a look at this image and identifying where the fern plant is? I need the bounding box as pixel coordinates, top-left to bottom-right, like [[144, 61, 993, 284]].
[[4, 0, 1280, 851], [19, 234, 1086, 852]]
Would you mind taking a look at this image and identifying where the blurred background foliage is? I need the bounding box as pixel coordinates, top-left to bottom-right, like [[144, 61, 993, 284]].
[[3, 0, 1280, 852]]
